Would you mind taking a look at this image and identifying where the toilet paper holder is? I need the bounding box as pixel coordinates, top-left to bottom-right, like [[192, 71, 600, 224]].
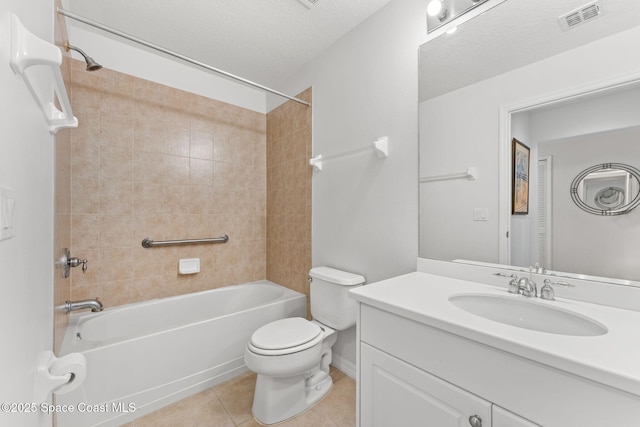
[[35, 351, 86, 403]]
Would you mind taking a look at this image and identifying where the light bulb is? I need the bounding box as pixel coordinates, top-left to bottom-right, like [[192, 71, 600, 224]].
[[427, 0, 443, 17]]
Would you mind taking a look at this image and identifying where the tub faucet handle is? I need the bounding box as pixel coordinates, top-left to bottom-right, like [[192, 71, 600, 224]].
[[68, 257, 88, 273]]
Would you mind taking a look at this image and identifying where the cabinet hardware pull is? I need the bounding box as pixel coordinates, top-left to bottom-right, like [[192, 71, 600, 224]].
[[469, 415, 482, 427]]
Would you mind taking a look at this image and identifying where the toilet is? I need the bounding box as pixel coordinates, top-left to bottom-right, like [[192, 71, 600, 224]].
[[244, 266, 365, 425]]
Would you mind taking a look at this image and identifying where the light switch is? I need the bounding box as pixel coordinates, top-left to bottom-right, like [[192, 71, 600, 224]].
[[473, 208, 488, 222], [0, 187, 16, 241]]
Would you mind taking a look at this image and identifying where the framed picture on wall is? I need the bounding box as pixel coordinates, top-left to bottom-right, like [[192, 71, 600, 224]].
[[512, 138, 530, 215]]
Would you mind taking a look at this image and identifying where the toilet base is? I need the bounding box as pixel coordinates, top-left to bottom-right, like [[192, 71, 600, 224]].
[[251, 370, 333, 425]]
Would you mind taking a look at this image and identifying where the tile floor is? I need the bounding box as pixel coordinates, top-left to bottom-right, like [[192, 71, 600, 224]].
[[122, 367, 355, 426]]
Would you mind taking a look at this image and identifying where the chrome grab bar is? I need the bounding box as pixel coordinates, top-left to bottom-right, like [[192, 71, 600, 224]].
[[141, 235, 229, 248]]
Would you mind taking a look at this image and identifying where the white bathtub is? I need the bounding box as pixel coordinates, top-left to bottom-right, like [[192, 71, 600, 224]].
[[56, 280, 306, 427]]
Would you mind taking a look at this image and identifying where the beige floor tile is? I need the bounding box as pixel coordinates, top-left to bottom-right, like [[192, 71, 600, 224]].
[[329, 366, 346, 384], [133, 388, 234, 427], [213, 371, 258, 425], [131, 367, 354, 427], [237, 419, 263, 427], [314, 376, 356, 427], [276, 407, 339, 427]]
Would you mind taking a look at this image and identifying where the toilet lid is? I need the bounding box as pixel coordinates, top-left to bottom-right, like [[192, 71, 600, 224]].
[[250, 317, 322, 352]]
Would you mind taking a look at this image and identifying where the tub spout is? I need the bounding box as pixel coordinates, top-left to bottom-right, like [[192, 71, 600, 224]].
[[64, 299, 103, 313]]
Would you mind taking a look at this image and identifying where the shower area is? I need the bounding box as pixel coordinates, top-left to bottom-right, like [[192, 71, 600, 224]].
[[53, 7, 313, 353]]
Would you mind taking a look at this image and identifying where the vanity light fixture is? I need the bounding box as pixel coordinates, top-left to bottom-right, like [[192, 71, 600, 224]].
[[427, 0, 449, 21], [427, 0, 443, 16], [426, 0, 493, 34]]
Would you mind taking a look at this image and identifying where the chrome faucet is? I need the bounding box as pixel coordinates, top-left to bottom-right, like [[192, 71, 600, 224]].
[[515, 277, 537, 297], [507, 275, 536, 296], [495, 271, 575, 300], [533, 263, 545, 274], [64, 299, 103, 313]]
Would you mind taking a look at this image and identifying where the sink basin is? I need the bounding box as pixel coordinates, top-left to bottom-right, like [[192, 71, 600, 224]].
[[449, 294, 607, 336]]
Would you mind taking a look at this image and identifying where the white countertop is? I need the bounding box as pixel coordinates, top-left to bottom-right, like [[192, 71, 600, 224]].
[[349, 271, 640, 397]]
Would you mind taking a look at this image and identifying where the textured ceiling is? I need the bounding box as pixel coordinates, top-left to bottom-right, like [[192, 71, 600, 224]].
[[420, 0, 640, 101], [60, 0, 393, 88]]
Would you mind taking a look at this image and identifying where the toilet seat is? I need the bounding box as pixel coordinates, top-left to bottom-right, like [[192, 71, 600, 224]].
[[248, 318, 324, 356]]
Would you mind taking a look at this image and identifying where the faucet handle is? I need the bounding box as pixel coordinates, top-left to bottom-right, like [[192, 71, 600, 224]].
[[540, 279, 574, 301], [68, 257, 88, 273], [540, 281, 555, 301], [543, 278, 574, 288], [493, 272, 520, 294], [493, 272, 516, 278]]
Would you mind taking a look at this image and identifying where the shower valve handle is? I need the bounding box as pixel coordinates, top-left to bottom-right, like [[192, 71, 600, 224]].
[[68, 257, 88, 273]]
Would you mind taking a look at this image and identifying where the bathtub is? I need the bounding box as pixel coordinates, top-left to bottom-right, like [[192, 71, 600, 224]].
[[56, 280, 306, 427]]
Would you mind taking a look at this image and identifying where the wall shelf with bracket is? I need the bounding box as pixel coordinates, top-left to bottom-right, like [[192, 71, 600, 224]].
[[10, 13, 78, 134]]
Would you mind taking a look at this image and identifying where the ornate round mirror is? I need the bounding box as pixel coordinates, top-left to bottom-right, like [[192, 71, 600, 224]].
[[570, 163, 640, 215]]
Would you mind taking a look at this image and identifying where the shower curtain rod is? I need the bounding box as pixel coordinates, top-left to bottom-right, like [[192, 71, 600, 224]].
[[57, 8, 310, 107]]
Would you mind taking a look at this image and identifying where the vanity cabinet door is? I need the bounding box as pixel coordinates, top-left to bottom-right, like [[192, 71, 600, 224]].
[[493, 406, 541, 427], [360, 343, 492, 427]]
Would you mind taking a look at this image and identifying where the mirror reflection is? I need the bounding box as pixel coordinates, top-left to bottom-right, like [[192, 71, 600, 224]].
[[418, 0, 640, 283], [570, 163, 640, 215]]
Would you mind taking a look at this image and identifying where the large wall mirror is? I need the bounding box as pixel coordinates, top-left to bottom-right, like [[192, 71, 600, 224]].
[[419, 0, 640, 284]]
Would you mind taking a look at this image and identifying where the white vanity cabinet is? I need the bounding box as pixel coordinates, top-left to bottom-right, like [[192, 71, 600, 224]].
[[354, 300, 640, 427], [493, 406, 539, 427], [360, 342, 492, 426], [361, 343, 538, 427]]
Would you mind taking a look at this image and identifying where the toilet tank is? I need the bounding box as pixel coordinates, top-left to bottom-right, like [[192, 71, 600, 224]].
[[309, 266, 365, 330]]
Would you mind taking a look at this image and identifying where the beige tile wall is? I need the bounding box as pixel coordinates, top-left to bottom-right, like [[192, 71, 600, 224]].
[[67, 60, 267, 307], [266, 89, 313, 310]]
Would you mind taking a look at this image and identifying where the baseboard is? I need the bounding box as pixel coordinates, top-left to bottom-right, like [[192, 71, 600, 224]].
[[331, 354, 356, 380]]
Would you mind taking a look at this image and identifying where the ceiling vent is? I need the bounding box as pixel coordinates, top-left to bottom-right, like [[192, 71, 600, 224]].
[[558, 1, 603, 31], [297, 0, 320, 9]]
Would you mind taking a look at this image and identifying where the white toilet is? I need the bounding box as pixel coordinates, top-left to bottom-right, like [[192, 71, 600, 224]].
[[244, 266, 365, 425]]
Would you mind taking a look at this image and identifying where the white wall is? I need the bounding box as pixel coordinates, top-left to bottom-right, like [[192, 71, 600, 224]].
[[419, 25, 640, 265], [64, 26, 267, 113], [1, 2, 55, 426], [273, 0, 422, 286], [269, 0, 424, 371], [509, 112, 533, 267]]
